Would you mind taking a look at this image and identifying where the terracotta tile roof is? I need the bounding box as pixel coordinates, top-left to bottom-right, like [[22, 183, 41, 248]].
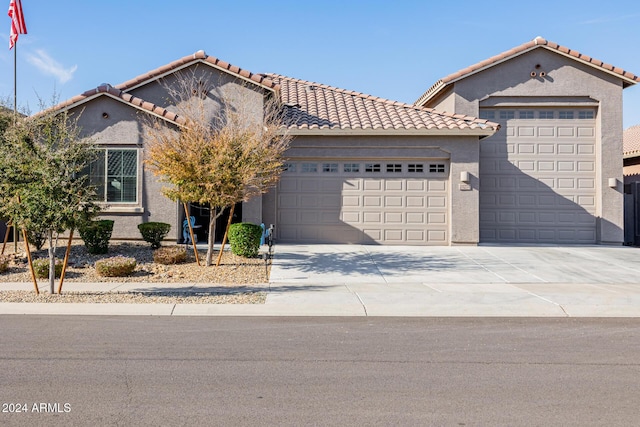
[[115, 50, 279, 92], [415, 36, 640, 107], [624, 125, 640, 158], [37, 84, 186, 125], [267, 73, 499, 135]]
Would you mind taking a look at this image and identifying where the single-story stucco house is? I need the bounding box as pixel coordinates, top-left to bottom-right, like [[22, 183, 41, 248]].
[[48, 36, 639, 246]]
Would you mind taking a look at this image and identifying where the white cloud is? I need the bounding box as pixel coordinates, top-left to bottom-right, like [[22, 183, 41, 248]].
[[25, 49, 77, 83], [579, 14, 640, 25]]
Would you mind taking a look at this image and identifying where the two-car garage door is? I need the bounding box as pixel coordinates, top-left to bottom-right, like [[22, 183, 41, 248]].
[[277, 160, 449, 244]]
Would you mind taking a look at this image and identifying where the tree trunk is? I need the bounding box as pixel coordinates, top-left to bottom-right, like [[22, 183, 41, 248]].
[[205, 207, 225, 267], [47, 230, 55, 294], [215, 204, 235, 267], [205, 209, 217, 267]]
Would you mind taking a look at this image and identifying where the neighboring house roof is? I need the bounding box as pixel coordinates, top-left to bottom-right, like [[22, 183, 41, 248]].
[[268, 73, 499, 136], [624, 125, 640, 159], [115, 50, 279, 93], [37, 83, 187, 126], [415, 36, 640, 107]]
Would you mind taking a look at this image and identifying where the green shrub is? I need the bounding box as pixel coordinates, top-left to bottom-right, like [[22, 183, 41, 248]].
[[228, 222, 263, 258], [138, 222, 171, 249], [26, 229, 47, 251], [79, 220, 114, 254], [153, 246, 187, 265], [0, 255, 9, 273], [33, 258, 63, 279], [95, 256, 136, 277]]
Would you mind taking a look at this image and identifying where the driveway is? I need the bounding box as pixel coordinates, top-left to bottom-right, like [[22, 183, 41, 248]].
[[270, 244, 640, 285], [268, 244, 640, 317]]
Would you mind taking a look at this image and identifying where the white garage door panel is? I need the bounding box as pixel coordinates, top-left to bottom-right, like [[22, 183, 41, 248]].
[[480, 109, 596, 244], [277, 161, 449, 245]]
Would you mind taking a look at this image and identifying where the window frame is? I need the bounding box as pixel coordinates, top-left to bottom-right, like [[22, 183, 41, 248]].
[[88, 147, 140, 204]]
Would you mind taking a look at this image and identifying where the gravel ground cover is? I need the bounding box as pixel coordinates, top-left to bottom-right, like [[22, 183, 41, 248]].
[[0, 241, 271, 304], [0, 290, 266, 304]]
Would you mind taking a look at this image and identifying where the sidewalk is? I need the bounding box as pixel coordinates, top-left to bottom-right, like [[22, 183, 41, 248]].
[[1, 244, 640, 317]]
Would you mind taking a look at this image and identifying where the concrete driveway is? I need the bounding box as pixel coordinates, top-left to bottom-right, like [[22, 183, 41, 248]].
[[268, 244, 640, 317]]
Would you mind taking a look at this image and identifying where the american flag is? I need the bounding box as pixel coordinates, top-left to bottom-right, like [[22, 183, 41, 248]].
[[8, 0, 26, 50]]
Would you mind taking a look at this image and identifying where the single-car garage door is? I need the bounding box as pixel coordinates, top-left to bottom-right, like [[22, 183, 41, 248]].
[[277, 160, 449, 244], [480, 108, 597, 243]]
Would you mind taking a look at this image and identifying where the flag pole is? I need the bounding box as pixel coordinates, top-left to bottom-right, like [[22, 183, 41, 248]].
[[12, 40, 17, 252], [13, 42, 16, 120]]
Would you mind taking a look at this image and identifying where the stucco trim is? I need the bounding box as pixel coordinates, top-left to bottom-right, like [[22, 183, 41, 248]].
[[100, 206, 145, 214], [479, 96, 599, 107]]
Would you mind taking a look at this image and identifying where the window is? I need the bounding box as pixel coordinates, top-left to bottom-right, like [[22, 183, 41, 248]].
[[499, 110, 515, 120], [343, 163, 360, 173], [322, 163, 338, 173], [386, 164, 402, 173], [479, 110, 495, 120], [365, 163, 381, 172], [301, 163, 318, 173], [539, 111, 554, 119], [429, 164, 445, 173], [579, 110, 594, 119], [559, 111, 574, 119], [283, 163, 296, 172], [519, 110, 534, 119], [88, 149, 138, 203], [408, 164, 424, 173]]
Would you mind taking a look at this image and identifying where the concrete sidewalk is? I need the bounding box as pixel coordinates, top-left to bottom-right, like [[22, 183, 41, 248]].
[[1, 244, 640, 317]]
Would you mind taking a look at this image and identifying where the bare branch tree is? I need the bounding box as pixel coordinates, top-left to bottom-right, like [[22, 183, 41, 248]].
[[145, 68, 290, 266]]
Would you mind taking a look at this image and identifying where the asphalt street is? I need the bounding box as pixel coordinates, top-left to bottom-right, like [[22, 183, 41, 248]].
[[1, 316, 640, 426]]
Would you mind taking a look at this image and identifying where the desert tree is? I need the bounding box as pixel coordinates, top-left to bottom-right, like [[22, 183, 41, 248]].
[[0, 100, 100, 293], [145, 70, 291, 266]]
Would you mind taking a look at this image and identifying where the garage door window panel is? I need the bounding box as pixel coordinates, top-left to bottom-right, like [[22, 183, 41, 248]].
[[365, 163, 381, 173]]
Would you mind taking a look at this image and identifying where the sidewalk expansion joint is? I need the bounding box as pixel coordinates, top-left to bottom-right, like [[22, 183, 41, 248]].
[[345, 284, 368, 316]]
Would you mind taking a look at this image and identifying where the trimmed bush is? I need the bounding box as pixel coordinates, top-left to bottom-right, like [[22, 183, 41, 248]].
[[153, 246, 187, 265], [228, 222, 263, 258], [138, 222, 171, 249], [95, 256, 136, 277], [26, 229, 47, 251], [0, 255, 10, 274], [33, 258, 63, 279], [79, 220, 114, 254]]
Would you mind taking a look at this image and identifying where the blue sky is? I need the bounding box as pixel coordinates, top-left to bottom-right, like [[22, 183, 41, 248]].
[[2, 0, 639, 127]]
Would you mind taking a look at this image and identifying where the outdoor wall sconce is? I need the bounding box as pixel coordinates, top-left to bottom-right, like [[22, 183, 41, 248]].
[[608, 178, 617, 188], [460, 171, 470, 183]]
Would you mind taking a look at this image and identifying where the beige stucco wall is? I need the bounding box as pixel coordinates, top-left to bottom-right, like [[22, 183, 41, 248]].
[[427, 48, 625, 244], [72, 66, 269, 241], [262, 134, 482, 245]]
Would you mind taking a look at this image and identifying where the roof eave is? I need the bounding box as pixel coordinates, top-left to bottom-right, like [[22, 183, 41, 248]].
[[285, 127, 498, 137], [39, 91, 185, 128], [117, 58, 278, 94], [416, 42, 640, 106]]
